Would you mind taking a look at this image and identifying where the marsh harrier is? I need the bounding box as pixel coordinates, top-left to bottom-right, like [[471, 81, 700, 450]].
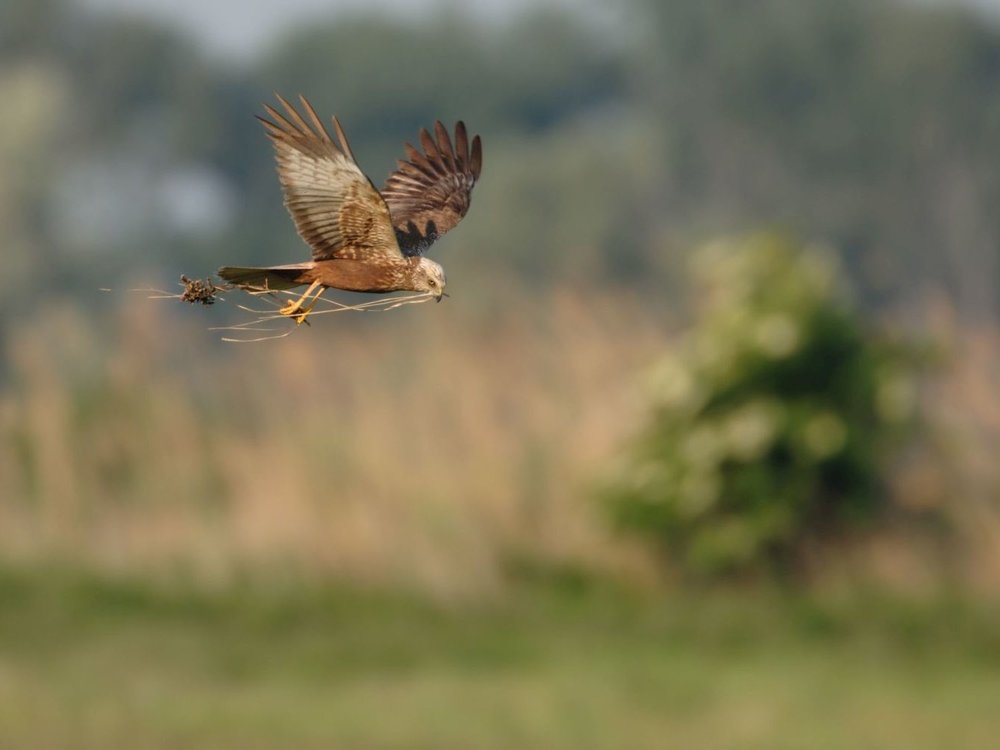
[[219, 95, 482, 322]]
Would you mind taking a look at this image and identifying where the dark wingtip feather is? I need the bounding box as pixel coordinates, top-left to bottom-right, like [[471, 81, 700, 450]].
[[454, 121, 469, 167], [256, 114, 290, 145], [260, 101, 303, 141], [403, 142, 420, 161], [470, 134, 483, 179], [419, 128, 440, 159], [298, 95, 333, 145], [330, 115, 356, 163], [434, 121, 456, 169], [279, 94, 315, 138], [274, 93, 297, 123]]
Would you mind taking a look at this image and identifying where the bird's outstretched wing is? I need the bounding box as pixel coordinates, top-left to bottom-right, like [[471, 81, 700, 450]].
[[380, 121, 482, 256], [259, 95, 402, 262]]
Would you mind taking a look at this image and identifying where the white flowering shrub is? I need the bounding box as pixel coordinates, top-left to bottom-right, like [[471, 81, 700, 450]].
[[607, 234, 917, 577]]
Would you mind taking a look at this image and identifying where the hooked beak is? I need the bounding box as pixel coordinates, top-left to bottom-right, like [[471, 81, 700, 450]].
[[436, 291, 449, 303]]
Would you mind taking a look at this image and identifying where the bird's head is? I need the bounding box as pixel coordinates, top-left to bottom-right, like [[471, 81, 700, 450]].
[[414, 257, 447, 301]]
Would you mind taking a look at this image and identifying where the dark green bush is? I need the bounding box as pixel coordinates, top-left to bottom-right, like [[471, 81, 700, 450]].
[[606, 234, 917, 578]]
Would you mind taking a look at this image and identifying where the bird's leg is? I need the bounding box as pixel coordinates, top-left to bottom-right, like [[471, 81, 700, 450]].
[[279, 281, 322, 320], [292, 285, 325, 326]]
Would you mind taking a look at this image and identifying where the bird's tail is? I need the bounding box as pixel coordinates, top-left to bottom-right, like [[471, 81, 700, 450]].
[[217, 263, 313, 291]]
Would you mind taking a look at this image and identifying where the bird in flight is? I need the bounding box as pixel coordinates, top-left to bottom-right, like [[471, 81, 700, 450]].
[[218, 94, 482, 324]]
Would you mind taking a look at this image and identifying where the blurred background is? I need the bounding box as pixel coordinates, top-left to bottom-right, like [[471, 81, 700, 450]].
[[2, 0, 1000, 747]]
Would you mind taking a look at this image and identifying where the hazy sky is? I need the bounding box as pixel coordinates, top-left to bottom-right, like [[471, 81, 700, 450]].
[[76, 0, 585, 58], [77, 0, 999, 59]]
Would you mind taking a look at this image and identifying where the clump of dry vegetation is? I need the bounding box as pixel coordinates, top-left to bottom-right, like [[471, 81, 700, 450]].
[[179, 275, 226, 305]]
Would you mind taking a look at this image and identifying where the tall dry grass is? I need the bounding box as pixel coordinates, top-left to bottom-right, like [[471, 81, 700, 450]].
[[2, 287, 999, 596], [0, 287, 665, 595], [916, 312, 1000, 591], [823, 304, 1000, 596]]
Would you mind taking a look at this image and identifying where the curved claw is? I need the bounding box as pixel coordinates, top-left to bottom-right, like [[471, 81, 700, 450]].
[[279, 281, 323, 323]]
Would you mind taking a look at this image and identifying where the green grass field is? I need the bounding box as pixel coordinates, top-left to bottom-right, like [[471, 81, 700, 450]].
[[1, 568, 998, 749]]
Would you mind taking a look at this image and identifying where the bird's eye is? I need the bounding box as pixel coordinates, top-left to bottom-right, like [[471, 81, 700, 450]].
[[429, 279, 437, 287]]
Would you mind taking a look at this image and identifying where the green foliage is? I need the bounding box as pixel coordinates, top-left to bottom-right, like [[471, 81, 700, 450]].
[[606, 234, 919, 577], [1, 567, 998, 749]]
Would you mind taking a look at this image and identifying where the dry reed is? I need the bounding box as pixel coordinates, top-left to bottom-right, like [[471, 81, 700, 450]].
[[0, 288, 663, 595], [2, 289, 998, 596]]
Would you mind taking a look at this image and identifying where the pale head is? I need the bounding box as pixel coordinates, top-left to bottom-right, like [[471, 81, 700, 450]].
[[413, 256, 447, 300]]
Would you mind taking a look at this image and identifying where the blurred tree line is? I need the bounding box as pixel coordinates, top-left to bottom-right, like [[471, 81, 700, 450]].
[[3, 0, 1000, 331]]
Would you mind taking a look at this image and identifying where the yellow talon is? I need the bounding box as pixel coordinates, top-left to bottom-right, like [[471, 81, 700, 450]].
[[293, 300, 319, 326], [279, 281, 322, 321]]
